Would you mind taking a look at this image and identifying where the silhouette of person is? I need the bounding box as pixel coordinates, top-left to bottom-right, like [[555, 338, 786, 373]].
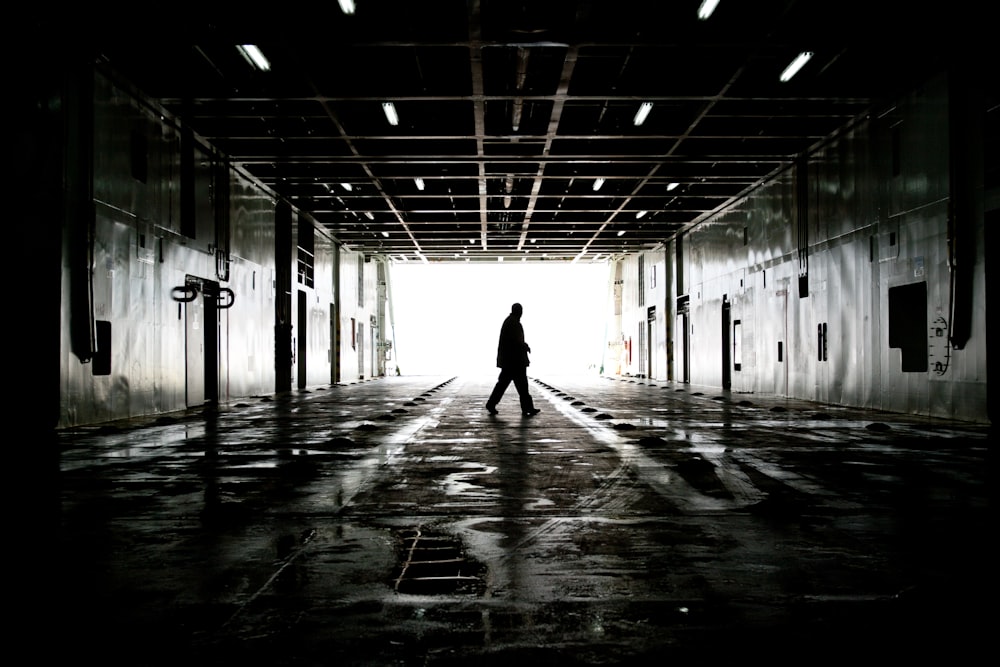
[[485, 302, 540, 417]]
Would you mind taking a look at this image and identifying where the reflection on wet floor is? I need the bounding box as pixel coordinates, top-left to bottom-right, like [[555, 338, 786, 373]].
[[55, 374, 991, 665]]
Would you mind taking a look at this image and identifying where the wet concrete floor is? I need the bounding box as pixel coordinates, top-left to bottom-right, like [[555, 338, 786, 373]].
[[52, 375, 992, 665]]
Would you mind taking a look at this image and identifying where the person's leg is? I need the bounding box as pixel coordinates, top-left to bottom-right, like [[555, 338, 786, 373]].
[[512, 371, 537, 414], [486, 369, 513, 411]]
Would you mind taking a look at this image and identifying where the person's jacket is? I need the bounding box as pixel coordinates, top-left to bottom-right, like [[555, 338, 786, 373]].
[[496, 314, 530, 368]]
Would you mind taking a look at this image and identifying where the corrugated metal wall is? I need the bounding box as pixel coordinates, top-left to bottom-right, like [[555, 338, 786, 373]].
[[612, 71, 988, 423], [57, 70, 380, 428]]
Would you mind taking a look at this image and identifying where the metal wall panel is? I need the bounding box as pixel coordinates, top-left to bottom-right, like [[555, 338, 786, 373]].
[[294, 226, 337, 389], [336, 248, 378, 382], [616, 254, 641, 376], [613, 71, 987, 422], [58, 71, 295, 427]]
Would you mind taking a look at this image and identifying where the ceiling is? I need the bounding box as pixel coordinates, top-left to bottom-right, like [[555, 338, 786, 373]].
[[75, 0, 962, 262]]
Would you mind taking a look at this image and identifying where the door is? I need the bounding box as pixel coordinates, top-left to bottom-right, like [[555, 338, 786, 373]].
[[721, 296, 731, 390], [775, 287, 789, 396], [297, 290, 307, 389], [203, 279, 219, 403], [646, 306, 656, 380], [678, 296, 690, 384], [185, 279, 205, 407], [357, 328, 365, 380], [331, 303, 340, 384], [185, 276, 219, 406]]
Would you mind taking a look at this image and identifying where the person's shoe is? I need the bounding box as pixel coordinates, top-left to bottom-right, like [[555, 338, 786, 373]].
[[485, 404, 498, 415], [523, 408, 540, 417]]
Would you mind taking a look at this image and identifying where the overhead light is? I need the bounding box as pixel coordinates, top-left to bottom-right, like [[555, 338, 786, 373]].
[[636, 210, 647, 219], [667, 182, 679, 191], [617, 230, 626, 237], [697, 0, 720, 20], [364, 211, 374, 220], [236, 45, 270, 72], [338, 0, 356, 14], [381, 231, 389, 237], [340, 182, 353, 191], [593, 178, 605, 191], [780, 51, 814, 82], [382, 102, 399, 126], [633, 102, 653, 126], [414, 177, 425, 191]]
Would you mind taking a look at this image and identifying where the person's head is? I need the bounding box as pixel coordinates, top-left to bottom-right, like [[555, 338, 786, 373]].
[[511, 302, 523, 317]]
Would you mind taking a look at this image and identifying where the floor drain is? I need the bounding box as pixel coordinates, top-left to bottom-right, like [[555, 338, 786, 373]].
[[391, 527, 486, 595]]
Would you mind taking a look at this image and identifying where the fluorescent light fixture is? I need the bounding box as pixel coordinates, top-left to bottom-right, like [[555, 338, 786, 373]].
[[340, 182, 353, 191], [636, 210, 647, 219], [364, 211, 374, 220], [667, 182, 679, 191], [633, 102, 653, 126], [698, 0, 720, 20], [381, 231, 389, 237], [338, 0, 356, 14], [236, 45, 270, 71], [617, 229, 626, 237], [382, 102, 399, 126], [780, 51, 814, 82], [593, 178, 605, 191], [414, 178, 425, 191]]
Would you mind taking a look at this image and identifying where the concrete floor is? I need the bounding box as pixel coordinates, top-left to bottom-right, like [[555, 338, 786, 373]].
[[53, 375, 992, 665]]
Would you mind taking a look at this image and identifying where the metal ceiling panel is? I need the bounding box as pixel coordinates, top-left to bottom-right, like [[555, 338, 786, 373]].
[[38, 0, 968, 262]]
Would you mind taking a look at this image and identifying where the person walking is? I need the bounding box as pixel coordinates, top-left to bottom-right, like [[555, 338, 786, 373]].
[[485, 302, 540, 417]]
